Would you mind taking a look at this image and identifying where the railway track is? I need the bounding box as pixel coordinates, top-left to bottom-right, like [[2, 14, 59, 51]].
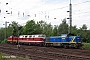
[[21, 45, 90, 57], [0, 44, 90, 60], [0, 46, 65, 60]]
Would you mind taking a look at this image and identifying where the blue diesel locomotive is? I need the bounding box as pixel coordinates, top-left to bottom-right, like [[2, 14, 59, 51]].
[[45, 34, 83, 48]]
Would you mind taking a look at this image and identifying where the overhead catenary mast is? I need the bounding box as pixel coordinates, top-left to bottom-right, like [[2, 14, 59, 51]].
[[69, 0, 72, 34], [67, 0, 72, 34]]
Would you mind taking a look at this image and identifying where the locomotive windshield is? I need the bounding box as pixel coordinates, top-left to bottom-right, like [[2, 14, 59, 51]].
[[61, 34, 68, 38]]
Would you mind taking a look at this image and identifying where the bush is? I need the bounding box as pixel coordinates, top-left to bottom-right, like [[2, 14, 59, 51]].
[[82, 43, 90, 50], [1, 39, 7, 44]]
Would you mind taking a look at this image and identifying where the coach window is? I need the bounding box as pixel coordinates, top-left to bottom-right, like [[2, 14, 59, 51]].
[[42, 35, 45, 37], [38, 35, 40, 37], [29, 36, 32, 37], [25, 36, 27, 38], [33, 35, 35, 37]]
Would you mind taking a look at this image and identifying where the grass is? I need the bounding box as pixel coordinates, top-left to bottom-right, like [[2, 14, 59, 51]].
[[82, 43, 90, 50]]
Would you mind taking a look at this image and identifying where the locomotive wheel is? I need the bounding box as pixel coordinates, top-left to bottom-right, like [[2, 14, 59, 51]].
[[64, 45, 67, 48], [28, 43, 31, 46]]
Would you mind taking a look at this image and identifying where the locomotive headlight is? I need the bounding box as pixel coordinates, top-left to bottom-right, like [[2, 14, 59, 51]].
[[62, 37, 65, 40]]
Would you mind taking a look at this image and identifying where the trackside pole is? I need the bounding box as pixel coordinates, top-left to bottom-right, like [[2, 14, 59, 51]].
[[17, 26, 20, 49]]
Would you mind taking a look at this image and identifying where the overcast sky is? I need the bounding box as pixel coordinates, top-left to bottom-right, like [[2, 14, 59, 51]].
[[0, 0, 90, 29]]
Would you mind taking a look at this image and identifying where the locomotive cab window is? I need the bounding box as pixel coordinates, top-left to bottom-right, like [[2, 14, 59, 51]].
[[61, 34, 67, 40], [61, 34, 68, 38]]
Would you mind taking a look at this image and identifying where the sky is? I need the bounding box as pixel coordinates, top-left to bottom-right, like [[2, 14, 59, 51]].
[[0, 0, 90, 29]]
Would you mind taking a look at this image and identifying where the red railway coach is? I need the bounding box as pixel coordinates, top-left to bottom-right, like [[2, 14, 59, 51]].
[[7, 36, 18, 44], [19, 34, 46, 45]]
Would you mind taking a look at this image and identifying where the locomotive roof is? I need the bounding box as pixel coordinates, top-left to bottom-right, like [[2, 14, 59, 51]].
[[19, 34, 46, 38]]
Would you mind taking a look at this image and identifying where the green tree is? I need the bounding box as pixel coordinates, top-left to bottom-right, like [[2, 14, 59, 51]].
[[58, 18, 68, 35], [0, 28, 5, 42], [42, 23, 53, 36], [81, 24, 87, 42], [86, 30, 90, 43], [82, 24, 87, 30], [77, 24, 88, 42], [9, 21, 19, 36], [35, 20, 46, 34], [7, 25, 13, 37], [52, 25, 58, 36], [71, 25, 78, 35], [22, 20, 37, 34], [36, 21, 44, 34]]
